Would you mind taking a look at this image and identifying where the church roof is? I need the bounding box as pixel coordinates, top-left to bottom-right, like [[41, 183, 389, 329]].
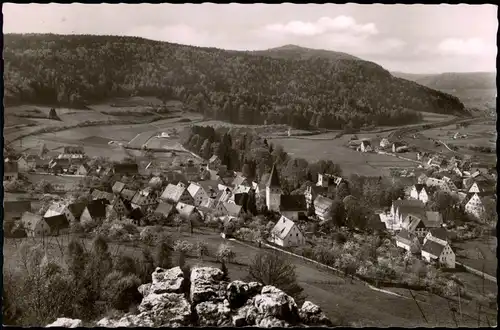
[[267, 163, 281, 188]]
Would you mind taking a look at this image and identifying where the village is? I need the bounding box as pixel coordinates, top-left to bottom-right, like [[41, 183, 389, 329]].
[[4, 133, 496, 276]]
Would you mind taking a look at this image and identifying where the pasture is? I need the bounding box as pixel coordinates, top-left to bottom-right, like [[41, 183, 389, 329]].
[[268, 137, 416, 177], [453, 236, 497, 277]]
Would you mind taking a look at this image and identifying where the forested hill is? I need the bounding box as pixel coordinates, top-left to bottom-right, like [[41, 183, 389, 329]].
[[250, 44, 362, 61], [4, 34, 467, 129]]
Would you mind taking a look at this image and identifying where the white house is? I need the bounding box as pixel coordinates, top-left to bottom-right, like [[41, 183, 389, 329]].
[[409, 184, 430, 204], [421, 240, 455, 268], [464, 193, 489, 219], [187, 182, 209, 206], [176, 202, 198, 219], [313, 195, 334, 221], [160, 182, 194, 205], [269, 215, 306, 248], [467, 181, 493, 195], [358, 140, 373, 153], [390, 199, 425, 226]]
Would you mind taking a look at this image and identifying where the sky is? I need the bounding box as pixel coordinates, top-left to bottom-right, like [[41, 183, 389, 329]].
[[3, 3, 497, 73]]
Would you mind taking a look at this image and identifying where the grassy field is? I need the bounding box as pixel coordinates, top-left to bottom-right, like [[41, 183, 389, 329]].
[[4, 227, 495, 327], [453, 236, 497, 277], [268, 137, 416, 177]]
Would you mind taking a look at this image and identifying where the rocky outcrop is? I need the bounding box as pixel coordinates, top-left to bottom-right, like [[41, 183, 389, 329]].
[[46, 318, 82, 328], [47, 266, 332, 328]]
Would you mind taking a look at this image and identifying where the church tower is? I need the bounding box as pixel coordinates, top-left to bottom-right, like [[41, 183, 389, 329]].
[[266, 163, 282, 212]]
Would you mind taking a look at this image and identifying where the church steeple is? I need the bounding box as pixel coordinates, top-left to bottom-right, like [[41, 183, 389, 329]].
[[267, 163, 281, 188]]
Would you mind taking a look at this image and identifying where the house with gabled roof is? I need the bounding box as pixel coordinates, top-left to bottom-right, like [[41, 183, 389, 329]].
[[208, 155, 222, 170], [252, 181, 266, 199], [113, 163, 139, 176], [390, 199, 426, 226], [176, 202, 198, 219], [305, 185, 327, 208], [44, 213, 70, 235], [421, 240, 455, 268], [409, 184, 432, 204], [232, 175, 250, 188], [17, 155, 37, 172], [4, 160, 19, 181], [313, 195, 334, 221], [44, 203, 67, 220], [395, 229, 420, 253], [21, 212, 51, 237], [107, 196, 133, 219], [269, 215, 306, 247], [121, 188, 138, 202], [464, 192, 493, 220], [148, 176, 164, 189], [80, 200, 108, 223], [75, 163, 91, 176], [392, 141, 408, 153], [216, 202, 243, 218], [404, 211, 443, 237], [280, 195, 307, 221], [358, 140, 373, 153], [187, 182, 209, 206], [112, 181, 126, 194], [467, 181, 494, 195], [160, 182, 194, 205], [154, 202, 175, 219], [131, 188, 158, 213], [424, 227, 449, 246], [64, 202, 87, 223], [91, 189, 115, 204]]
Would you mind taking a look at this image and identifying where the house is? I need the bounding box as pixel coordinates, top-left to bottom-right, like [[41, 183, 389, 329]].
[[421, 240, 455, 268], [230, 193, 249, 209], [409, 184, 431, 204], [154, 203, 175, 219], [60, 146, 85, 159], [197, 180, 220, 199], [44, 203, 67, 220], [80, 200, 108, 223], [392, 142, 408, 153], [131, 188, 158, 212], [184, 164, 201, 182], [280, 195, 307, 221], [232, 175, 250, 188], [316, 173, 343, 189], [96, 165, 112, 177], [269, 215, 306, 248], [404, 211, 443, 237], [313, 195, 334, 221], [390, 199, 425, 226], [305, 185, 326, 207], [20, 212, 51, 237], [266, 163, 282, 212], [424, 227, 449, 246], [252, 181, 266, 199], [464, 192, 491, 219], [44, 214, 70, 235], [216, 187, 233, 206], [113, 163, 139, 176], [395, 229, 420, 253], [4, 160, 19, 181], [4, 200, 31, 222], [35, 157, 51, 171], [380, 138, 391, 149], [208, 155, 222, 170], [216, 202, 243, 218], [160, 182, 194, 205], [121, 188, 138, 202], [91, 189, 115, 204], [358, 140, 373, 153], [49, 158, 71, 174], [108, 196, 133, 219], [148, 176, 164, 189], [65, 202, 87, 223], [164, 171, 188, 186], [75, 163, 91, 176], [427, 156, 448, 169], [112, 181, 126, 194], [17, 155, 37, 172], [176, 202, 198, 219], [187, 182, 209, 206], [467, 181, 494, 195], [425, 177, 452, 192]]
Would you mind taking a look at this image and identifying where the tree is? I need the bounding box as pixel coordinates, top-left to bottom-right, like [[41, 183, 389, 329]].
[[113, 255, 137, 275], [155, 242, 172, 269], [246, 189, 257, 216], [329, 199, 345, 228], [336, 182, 350, 201], [220, 261, 230, 281], [188, 212, 202, 234], [246, 251, 305, 305], [66, 239, 87, 283], [102, 271, 142, 311], [216, 243, 236, 264], [177, 251, 186, 269], [200, 139, 212, 160], [140, 248, 156, 283]]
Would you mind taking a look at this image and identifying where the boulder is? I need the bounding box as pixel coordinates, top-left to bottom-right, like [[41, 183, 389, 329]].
[[253, 285, 300, 324], [46, 318, 82, 328], [299, 301, 332, 326], [258, 316, 290, 328], [190, 267, 227, 304], [97, 313, 154, 327], [138, 283, 152, 297], [149, 267, 184, 294], [227, 280, 263, 309], [232, 303, 259, 327], [139, 292, 191, 325], [195, 299, 232, 326]]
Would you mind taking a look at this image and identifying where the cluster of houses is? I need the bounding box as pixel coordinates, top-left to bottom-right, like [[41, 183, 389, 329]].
[[350, 138, 410, 154]]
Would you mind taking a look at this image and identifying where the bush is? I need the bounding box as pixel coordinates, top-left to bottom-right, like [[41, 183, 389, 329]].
[[216, 243, 236, 264], [173, 240, 194, 255], [102, 271, 142, 311]]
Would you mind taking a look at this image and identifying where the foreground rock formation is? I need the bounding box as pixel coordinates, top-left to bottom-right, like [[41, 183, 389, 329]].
[[47, 266, 332, 327]]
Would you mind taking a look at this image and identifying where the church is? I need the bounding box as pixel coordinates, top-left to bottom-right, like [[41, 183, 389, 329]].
[[266, 164, 307, 220]]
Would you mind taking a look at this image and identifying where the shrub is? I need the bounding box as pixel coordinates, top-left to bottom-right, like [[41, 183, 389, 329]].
[[102, 271, 142, 311], [194, 241, 209, 259], [216, 243, 236, 264], [173, 240, 194, 255]]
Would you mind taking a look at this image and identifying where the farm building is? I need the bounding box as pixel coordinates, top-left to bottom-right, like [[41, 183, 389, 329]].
[[59, 146, 85, 159], [266, 163, 283, 212], [75, 163, 91, 176], [112, 181, 127, 194], [121, 189, 138, 202], [392, 142, 408, 153], [131, 188, 158, 213], [403, 211, 443, 237], [269, 215, 306, 248], [20, 212, 51, 237], [313, 195, 334, 221], [379, 138, 391, 149], [424, 227, 449, 246], [154, 203, 175, 219], [113, 163, 139, 176], [357, 140, 373, 153], [160, 182, 194, 205], [91, 189, 115, 204], [65, 202, 87, 223], [280, 195, 307, 221], [395, 229, 420, 253], [425, 177, 453, 192], [49, 158, 71, 174], [17, 155, 37, 172], [421, 240, 455, 268], [4, 160, 19, 181]]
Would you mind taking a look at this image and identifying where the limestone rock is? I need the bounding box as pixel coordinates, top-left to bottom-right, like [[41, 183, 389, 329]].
[[150, 266, 184, 294], [196, 299, 232, 326], [138, 283, 152, 297], [139, 292, 191, 325], [258, 316, 290, 328], [190, 267, 227, 304], [97, 313, 154, 327], [299, 301, 332, 326], [253, 285, 300, 324], [46, 318, 82, 328]]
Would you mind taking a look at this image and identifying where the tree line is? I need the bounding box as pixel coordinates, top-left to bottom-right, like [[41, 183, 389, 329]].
[[4, 34, 467, 129]]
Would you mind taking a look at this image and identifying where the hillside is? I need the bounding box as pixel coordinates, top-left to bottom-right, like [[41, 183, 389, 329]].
[[4, 34, 467, 130], [391, 71, 496, 111], [250, 44, 361, 61]]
